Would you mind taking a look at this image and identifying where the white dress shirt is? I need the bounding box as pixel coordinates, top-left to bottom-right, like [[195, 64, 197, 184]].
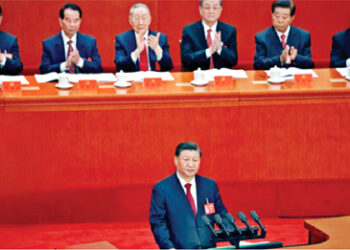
[[60, 30, 84, 72], [0, 51, 7, 67], [131, 30, 163, 70], [176, 171, 198, 211], [275, 25, 291, 44], [202, 20, 222, 58]]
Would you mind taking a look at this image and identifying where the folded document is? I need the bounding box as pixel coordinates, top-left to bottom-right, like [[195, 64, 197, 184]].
[[34, 73, 117, 83], [0, 75, 29, 85]]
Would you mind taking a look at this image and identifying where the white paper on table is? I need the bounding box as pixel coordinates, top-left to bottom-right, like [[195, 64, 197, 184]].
[[68, 73, 117, 83], [265, 67, 318, 80], [34, 72, 59, 83], [121, 71, 174, 82], [336, 67, 348, 77], [202, 68, 248, 81], [0, 75, 29, 85], [35, 73, 117, 83]]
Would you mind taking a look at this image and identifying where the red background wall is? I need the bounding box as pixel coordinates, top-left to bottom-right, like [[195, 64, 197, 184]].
[[1, 0, 350, 73]]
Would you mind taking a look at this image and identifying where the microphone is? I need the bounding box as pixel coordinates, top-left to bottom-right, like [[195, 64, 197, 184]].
[[201, 215, 218, 237], [225, 213, 242, 234], [250, 210, 266, 232], [213, 214, 230, 236], [237, 211, 255, 234]]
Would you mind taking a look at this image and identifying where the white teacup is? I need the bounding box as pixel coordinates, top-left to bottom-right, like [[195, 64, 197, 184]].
[[194, 68, 205, 82], [58, 74, 69, 86], [269, 66, 281, 80], [346, 67, 350, 80], [116, 70, 127, 83]]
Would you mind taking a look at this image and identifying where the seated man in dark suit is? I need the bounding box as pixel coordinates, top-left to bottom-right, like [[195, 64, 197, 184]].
[[150, 142, 229, 249], [114, 3, 173, 72], [40, 3, 102, 74], [181, 0, 237, 71], [330, 28, 350, 68], [254, 0, 314, 70], [0, 5, 23, 75]]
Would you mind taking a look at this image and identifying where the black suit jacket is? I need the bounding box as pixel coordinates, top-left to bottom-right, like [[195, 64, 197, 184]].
[[330, 28, 350, 68], [0, 31, 23, 75], [181, 21, 237, 71], [40, 32, 102, 74], [114, 30, 173, 72], [254, 26, 314, 70], [149, 173, 228, 249]]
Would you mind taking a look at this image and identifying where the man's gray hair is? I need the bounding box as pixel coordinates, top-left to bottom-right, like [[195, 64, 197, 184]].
[[129, 3, 151, 16], [200, 0, 222, 7]]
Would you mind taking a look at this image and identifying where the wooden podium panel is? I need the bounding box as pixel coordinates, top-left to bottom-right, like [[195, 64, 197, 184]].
[[286, 216, 350, 249]]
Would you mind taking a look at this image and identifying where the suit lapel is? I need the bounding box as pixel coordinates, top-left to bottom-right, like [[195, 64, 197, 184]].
[[129, 30, 137, 52], [346, 29, 350, 56], [216, 21, 224, 41], [128, 31, 140, 70], [268, 27, 283, 55], [57, 33, 66, 62], [287, 26, 297, 47], [195, 175, 206, 217], [196, 21, 208, 49], [148, 30, 156, 69], [76, 32, 85, 56], [0, 32, 4, 49], [173, 174, 197, 218]]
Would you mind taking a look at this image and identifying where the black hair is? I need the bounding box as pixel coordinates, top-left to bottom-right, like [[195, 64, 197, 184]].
[[175, 142, 202, 157], [272, 0, 296, 17], [59, 3, 82, 19], [0, 6, 2, 16], [200, 0, 222, 7]]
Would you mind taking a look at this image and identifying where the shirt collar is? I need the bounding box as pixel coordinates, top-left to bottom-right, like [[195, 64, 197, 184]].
[[134, 30, 149, 41], [275, 25, 291, 41], [176, 171, 196, 188], [61, 30, 77, 46], [202, 20, 218, 33]]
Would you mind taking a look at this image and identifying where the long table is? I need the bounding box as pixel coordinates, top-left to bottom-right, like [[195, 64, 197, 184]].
[[1, 69, 350, 223]]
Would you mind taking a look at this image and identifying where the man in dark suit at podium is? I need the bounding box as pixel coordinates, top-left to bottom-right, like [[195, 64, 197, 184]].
[[114, 3, 173, 72], [181, 0, 237, 71], [254, 0, 314, 70], [40, 3, 102, 74], [330, 28, 350, 68], [0, 6, 23, 75], [149, 142, 228, 249]]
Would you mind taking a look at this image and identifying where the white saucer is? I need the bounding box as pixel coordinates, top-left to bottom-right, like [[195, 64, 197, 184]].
[[114, 81, 131, 88], [267, 78, 284, 84], [345, 76, 350, 81], [55, 83, 73, 89], [190, 80, 209, 86]]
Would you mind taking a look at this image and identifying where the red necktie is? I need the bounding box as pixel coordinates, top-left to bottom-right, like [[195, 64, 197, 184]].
[[185, 183, 197, 217], [139, 38, 149, 71], [281, 34, 286, 49], [67, 40, 76, 73], [207, 29, 214, 69]]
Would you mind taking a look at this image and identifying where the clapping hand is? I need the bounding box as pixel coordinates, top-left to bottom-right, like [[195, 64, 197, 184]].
[[210, 31, 222, 56]]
